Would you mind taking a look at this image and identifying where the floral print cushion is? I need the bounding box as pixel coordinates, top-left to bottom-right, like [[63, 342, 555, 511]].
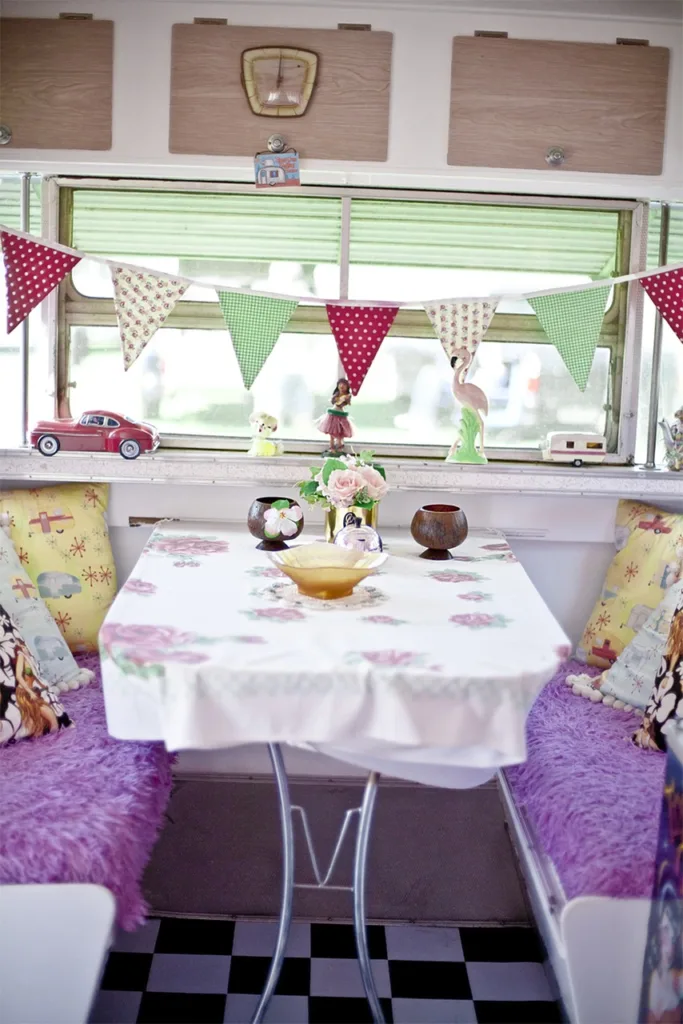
[[634, 592, 683, 752], [577, 500, 683, 669], [0, 527, 92, 693], [0, 483, 117, 654], [0, 603, 73, 746]]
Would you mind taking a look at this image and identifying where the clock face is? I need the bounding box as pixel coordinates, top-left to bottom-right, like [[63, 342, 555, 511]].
[[242, 47, 318, 118]]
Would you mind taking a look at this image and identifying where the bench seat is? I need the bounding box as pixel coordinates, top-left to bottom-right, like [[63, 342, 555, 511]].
[[0, 654, 172, 930]]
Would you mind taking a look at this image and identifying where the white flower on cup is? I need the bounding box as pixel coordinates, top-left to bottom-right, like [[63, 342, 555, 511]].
[[264, 502, 303, 539]]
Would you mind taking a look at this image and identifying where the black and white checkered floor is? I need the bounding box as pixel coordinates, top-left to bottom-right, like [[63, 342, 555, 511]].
[[91, 918, 561, 1024]]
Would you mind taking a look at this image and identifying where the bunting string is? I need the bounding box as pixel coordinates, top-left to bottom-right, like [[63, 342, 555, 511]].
[[3, 223, 683, 393], [3, 223, 683, 308]]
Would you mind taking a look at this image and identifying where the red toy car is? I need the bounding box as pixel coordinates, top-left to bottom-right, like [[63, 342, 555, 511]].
[[31, 411, 159, 460]]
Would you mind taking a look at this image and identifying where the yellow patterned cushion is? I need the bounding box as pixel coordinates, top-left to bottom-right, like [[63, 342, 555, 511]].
[[0, 483, 116, 653], [578, 500, 683, 668]]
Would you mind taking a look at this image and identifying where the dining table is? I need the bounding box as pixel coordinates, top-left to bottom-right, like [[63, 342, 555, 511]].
[[100, 519, 569, 1023]]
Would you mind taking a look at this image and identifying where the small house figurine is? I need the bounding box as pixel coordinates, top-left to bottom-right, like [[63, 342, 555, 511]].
[[660, 409, 683, 471], [248, 412, 284, 457]]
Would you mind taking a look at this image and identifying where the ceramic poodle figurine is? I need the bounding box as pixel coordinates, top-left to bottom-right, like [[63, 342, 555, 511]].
[[248, 412, 284, 457]]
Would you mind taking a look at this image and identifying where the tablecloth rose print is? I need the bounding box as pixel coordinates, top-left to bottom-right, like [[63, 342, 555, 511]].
[[457, 592, 491, 602], [242, 607, 306, 622], [361, 615, 407, 626], [429, 571, 487, 583], [346, 650, 443, 671], [100, 622, 220, 677], [144, 533, 231, 568], [122, 578, 157, 596], [449, 613, 511, 629]]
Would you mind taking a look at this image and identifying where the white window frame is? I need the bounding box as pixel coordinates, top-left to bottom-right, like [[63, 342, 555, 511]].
[[43, 176, 646, 465]]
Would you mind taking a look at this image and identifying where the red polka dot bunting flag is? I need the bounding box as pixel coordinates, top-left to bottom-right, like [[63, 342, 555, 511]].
[[111, 266, 189, 370], [325, 305, 399, 394], [640, 268, 683, 342], [2, 231, 80, 334]]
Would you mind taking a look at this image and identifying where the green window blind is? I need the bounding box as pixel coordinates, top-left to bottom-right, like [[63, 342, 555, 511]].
[[71, 190, 342, 264], [647, 204, 683, 268], [0, 176, 42, 233], [348, 199, 620, 275]]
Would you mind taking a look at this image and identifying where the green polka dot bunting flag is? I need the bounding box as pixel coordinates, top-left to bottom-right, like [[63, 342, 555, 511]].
[[529, 285, 611, 392], [217, 291, 298, 390]]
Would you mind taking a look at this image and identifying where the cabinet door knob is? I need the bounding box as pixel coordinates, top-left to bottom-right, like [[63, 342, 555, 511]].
[[545, 146, 565, 167], [0, 125, 12, 146]]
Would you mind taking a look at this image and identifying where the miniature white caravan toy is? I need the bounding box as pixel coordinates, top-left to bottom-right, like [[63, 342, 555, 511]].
[[542, 432, 607, 467]]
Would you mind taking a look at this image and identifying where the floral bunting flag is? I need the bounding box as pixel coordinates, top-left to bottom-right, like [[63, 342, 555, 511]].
[[217, 292, 298, 390], [640, 267, 683, 342], [326, 305, 399, 394], [424, 300, 499, 365], [111, 266, 189, 370], [1, 231, 80, 334], [529, 285, 611, 392]]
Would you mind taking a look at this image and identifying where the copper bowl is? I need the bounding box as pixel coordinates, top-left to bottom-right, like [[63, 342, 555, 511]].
[[247, 496, 304, 551], [410, 504, 468, 560]]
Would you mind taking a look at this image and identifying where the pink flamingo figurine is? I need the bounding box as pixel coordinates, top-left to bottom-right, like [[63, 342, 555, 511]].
[[449, 347, 489, 462]]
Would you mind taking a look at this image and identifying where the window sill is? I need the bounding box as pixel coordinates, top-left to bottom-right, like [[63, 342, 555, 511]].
[[1, 446, 682, 500]]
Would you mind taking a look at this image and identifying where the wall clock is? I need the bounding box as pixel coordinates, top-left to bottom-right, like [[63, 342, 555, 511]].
[[241, 46, 318, 118]]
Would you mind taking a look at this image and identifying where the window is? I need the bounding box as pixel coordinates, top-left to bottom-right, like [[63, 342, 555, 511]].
[[635, 203, 683, 465], [56, 182, 636, 460], [0, 177, 642, 461], [0, 174, 46, 447]]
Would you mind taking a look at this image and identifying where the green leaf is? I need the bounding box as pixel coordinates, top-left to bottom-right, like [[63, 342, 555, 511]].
[[353, 497, 375, 509], [271, 499, 289, 510], [310, 467, 319, 478], [359, 449, 375, 464], [264, 526, 280, 539], [300, 480, 319, 497], [372, 463, 386, 480], [321, 458, 347, 485]]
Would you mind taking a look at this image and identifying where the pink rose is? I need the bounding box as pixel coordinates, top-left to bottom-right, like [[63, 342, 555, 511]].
[[100, 622, 197, 649], [356, 465, 388, 502], [321, 469, 367, 508]]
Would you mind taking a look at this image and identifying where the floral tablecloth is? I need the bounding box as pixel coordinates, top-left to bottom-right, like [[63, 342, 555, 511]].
[[100, 522, 569, 787]]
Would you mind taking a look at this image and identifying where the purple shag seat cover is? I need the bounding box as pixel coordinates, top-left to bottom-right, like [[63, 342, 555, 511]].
[[505, 660, 665, 901], [0, 653, 172, 930]]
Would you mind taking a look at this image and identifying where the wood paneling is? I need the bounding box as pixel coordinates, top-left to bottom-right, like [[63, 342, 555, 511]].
[[170, 24, 392, 161], [448, 37, 670, 175], [0, 18, 113, 151]]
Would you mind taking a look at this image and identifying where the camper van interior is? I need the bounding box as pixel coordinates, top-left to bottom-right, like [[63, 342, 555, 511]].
[[1, 1, 682, 1022]]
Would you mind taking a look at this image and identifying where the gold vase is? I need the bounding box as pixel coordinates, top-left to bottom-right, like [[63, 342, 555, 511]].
[[324, 504, 379, 543]]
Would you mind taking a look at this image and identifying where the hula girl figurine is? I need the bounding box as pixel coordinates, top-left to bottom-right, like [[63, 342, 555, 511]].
[[317, 378, 354, 453]]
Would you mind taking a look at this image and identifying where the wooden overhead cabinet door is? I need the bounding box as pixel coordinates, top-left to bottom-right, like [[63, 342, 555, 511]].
[[170, 24, 392, 162], [0, 18, 114, 150], [448, 37, 670, 175]]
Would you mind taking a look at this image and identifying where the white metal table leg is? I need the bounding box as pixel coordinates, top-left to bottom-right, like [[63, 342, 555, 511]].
[[251, 743, 295, 1024], [255, 752, 383, 1023], [353, 771, 385, 1024]]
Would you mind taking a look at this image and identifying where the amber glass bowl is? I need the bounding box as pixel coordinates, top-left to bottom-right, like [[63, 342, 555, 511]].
[[268, 543, 387, 600], [410, 503, 468, 559]]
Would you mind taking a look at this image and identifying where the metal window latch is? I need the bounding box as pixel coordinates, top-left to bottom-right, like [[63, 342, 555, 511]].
[[545, 146, 565, 168], [0, 125, 12, 146]]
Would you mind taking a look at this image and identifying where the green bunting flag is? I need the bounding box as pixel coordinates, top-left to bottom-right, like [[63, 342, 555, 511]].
[[217, 291, 298, 390], [529, 285, 611, 392]]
